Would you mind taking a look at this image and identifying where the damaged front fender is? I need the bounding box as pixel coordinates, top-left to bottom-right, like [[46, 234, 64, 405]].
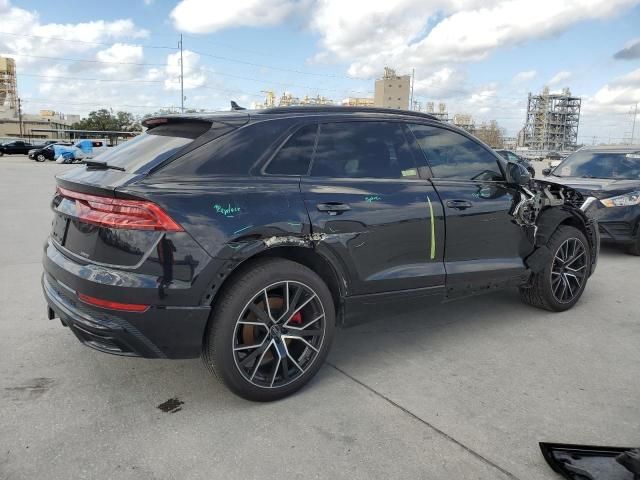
[[512, 179, 600, 274]]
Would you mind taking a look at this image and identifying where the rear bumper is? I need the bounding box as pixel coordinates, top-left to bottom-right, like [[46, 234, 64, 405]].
[[42, 272, 211, 359]]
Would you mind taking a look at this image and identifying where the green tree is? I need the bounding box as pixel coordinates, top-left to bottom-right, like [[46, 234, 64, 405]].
[[71, 109, 142, 132]]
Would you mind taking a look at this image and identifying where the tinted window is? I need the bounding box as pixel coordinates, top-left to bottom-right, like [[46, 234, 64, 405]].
[[160, 120, 293, 177], [311, 122, 417, 178], [409, 124, 502, 181], [266, 124, 317, 175], [553, 151, 640, 179]]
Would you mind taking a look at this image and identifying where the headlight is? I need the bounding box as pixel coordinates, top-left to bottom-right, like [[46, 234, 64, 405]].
[[601, 191, 640, 207]]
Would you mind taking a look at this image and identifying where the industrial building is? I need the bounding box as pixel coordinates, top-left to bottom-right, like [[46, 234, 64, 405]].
[[342, 97, 375, 107], [0, 56, 80, 140], [374, 67, 410, 110], [522, 87, 581, 152], [253, 90, 333, 109], [0, 57, 18, 117]]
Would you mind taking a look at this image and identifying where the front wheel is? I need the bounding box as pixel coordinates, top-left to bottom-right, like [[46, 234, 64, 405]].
[[36, 153, 46, 162], [203, 258, 335, 401], [520, 226, 591, 312]]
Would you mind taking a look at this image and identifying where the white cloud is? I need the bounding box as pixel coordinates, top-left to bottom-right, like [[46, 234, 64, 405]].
[[342, 0, 638, 77], [0, 1, 148, 65], [513, 70, 537, 83], [170, 0, 305, 33], [413, 67, 467, 98], [548, 70, 572, 85], [585, 68, 640, 112], [95, 43, 144, 78], [163, 50, 208, 90]]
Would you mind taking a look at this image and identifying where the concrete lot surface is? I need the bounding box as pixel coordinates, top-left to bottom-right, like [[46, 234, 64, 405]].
[[1, 155, 638, 480]]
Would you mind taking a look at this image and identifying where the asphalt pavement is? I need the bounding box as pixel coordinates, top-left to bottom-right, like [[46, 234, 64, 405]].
[[1, 155, 638, 480]]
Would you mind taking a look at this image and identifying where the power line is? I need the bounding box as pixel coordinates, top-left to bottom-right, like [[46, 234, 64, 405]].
[[6, 52, 166, 66], [0, 31, 178, 50]]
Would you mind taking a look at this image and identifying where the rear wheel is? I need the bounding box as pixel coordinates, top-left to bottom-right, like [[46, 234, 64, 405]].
[[203, 258, 335, 401], [520, 226, 591, 311]]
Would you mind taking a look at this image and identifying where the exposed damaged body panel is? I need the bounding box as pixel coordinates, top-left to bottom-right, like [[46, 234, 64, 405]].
[[513, 179, 600, 274], [540, 442, 640, 480]]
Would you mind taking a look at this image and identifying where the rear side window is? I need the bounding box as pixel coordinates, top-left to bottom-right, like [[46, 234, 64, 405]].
[[311, 122, 417, 178], [265, 124, 317, 175], [409, 124, 502, 181], [159, 120, 294, 176], [91, 122, 212, 173]]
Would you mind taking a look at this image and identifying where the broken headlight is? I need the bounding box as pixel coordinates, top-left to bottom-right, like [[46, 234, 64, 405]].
[[601, 191, 640, 207]]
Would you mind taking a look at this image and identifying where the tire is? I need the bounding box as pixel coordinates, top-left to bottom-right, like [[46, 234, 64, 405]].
[[520, 225, 591, 312], [203, 258, 336, 401], [36, 153, 46, 162]]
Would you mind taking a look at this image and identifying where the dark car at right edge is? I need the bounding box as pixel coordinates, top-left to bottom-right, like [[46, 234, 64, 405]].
[[41, 106, 600, 401], [543, 145, 640, 255]]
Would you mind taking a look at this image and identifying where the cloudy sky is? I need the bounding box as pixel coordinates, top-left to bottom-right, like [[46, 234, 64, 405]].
[[1, 0, 640, 142]]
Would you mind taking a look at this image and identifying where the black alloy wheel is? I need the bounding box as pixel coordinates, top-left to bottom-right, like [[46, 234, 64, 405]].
[[203, 258, 335, 401], [550, 237, 587, 304], [232, 280, 326, 389]]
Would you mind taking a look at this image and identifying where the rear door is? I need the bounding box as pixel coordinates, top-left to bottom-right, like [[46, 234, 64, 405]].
[[300, 120, 445, 296], [407, 123, 531, 296]]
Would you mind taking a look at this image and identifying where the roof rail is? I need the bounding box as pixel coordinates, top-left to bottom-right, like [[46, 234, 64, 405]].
[[259, 105, 440, 121]]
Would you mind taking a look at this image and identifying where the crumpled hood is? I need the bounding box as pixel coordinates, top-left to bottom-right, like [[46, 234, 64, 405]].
[[542, 176, 640, 199]]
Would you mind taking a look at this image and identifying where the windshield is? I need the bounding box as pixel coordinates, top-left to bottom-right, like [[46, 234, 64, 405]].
[[552, 151, 640, 179]]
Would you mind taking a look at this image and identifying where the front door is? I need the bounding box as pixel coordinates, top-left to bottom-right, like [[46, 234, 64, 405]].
[[407, 123, 531, 297], [301, 121, 445, 296]]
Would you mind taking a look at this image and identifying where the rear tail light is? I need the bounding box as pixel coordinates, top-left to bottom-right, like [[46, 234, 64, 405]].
[[78, 293, 149, 312], [57, 187, 183, 232]]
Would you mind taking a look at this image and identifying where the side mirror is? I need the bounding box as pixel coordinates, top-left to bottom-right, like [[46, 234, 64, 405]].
[[542, 167, 551, 176], [506, 161, 531, 185]]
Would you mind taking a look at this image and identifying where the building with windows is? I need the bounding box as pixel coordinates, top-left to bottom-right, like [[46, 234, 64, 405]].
[[374, 67, 410, 110], [342, 97, 375, 107]]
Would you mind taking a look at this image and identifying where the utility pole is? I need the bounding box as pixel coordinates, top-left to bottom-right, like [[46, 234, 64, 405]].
[[632, 102, 638, 145], [410, 68, 415, 111], [17, 97, 23, 139], [179, 34, 184, 113]]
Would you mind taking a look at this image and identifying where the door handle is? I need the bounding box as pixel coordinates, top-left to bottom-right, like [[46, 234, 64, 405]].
[[317, 202, 351, 215], [446, 200, 473, 210]]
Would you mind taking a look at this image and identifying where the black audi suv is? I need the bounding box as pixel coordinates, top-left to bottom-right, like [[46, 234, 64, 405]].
[[543, 145, 640, 255], [42, 106, 599, 401]]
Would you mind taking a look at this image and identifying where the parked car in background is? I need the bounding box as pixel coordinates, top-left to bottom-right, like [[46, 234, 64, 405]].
[[494, 149, 536, 177], [0, 140, 34, 155], [547, 151, 564, 168], [53, 139, 109, 163], [543, 145, 640, 255], [42, 107, 599, 401], [29, 142, 74, 162]]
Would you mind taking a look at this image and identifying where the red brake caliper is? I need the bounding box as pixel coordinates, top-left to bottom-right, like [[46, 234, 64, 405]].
[[290, 312, 303, 325]]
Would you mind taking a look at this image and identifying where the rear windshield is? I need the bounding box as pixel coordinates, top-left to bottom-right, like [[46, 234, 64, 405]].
[[553, 151, 640, 179], [91, 121, 229, 173]]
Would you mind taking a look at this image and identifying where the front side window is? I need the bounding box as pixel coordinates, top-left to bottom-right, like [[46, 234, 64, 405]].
[[311, 122, 417, 179], [409, 124, 502, 181], [265, 124, 317, 175]]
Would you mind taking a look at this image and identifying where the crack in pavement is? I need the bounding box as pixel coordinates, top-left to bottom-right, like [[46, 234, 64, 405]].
[[326, 362, 522, 480]]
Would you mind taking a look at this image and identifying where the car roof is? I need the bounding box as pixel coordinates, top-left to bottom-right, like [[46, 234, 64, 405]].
[[143, 106, 441, 126], [578, 145, 640, 153]]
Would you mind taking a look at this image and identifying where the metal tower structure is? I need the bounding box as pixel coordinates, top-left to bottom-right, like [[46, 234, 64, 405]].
[[0, 57, 18, 118], [523, 87, 581, 151]]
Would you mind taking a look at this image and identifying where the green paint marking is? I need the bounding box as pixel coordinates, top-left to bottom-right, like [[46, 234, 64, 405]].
[[287, 222, 302, 227], [213, 203, 241, 218], [426, 195, 436, 260], [233, 225, 252, 235], [364, 195, 381, 203]]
